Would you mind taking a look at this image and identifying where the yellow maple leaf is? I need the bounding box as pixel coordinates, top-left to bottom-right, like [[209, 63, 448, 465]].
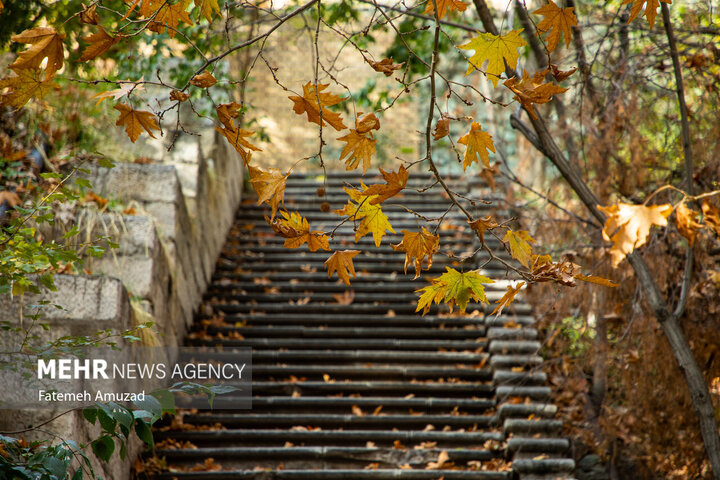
[[458, 122, 495, 170], [360, 165, 409, 205], [503, 229, 536, 268], [113, 103, 160, 142], [289, 82, 347, 131], [149, 0, 193, 38], [490, 282, 525, 317], [325, 250, 361, 286], [268, 211, 330, 252], [338, 130, 376, 174], [392, 228, 440, 279], [622, 0, 671, 29], [194, 0, 221, 21], [468, 215, 498, 245], [597, 202, 673, 266], [248, 165, 287, 219], [423, 0, 468, 20], [10, 27, 66, 79], [458, 29, 526, 87], [533, 0, 577, 52], [575, 274, 619, 288], [334, 186, 395, 247], [503, 69, 567, 120], [675, 202, 702, 245], [416, 268, 493, 315], [79, 26, 122, 62], [0, 69, 58, 109]]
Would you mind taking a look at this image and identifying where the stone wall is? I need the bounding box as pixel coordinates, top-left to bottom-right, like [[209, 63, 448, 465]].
[[0, 128, 245, 479]]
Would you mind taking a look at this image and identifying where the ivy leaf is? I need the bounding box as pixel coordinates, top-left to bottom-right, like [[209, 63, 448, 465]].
[[10, 27, 66, 78], [416, 268, 493, 315], [503, 69, 568, 120], [392, 228, 440, 279], [458, 29, 526, 87], [458, 122, 495, 170], [490, 282, 525, 317], [289, 82, 347, 131], [503, 229, 536, 267], [338, 130, 376, 174], [325, 250, 360, 286], [360, 165, 409, 205], [533, 0, 577, 52], [113, 103, 160, 142], [675, 202, 702, 245], [597, 202, 673, 266], [423, 0, 468, 20], [149, 0, 193, 38], [0, 68, 58, 109], [622, 0, 672, 28], [334, 185, 395, 247], [268, 211, 330, 252], [248, 165, 286, 219], [79, 26, 122, 62]]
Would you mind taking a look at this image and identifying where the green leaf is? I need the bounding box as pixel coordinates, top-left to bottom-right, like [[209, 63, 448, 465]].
[[133, 419, 154, 448], [97, 157, 115, 169], [133, 395, 163, 420], [151, 389, 176, 415], [74, 178, 92, 189], [72, 468, 83, 480], [82, 407, 98, 425], [91, 435, 114, 462]]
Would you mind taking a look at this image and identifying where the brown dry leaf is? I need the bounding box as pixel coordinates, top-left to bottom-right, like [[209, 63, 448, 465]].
[[80, 4, 99, 24], [289, 82, 347, 131], [217, 125, 260, 164], [479, 162, 500, 190], [399, 463, 413, 470], [530, 254, 580, 286], [355, 112, 380, 134], [361, 165, 408, 205], [622, 0, 672, 28], [364, 463, 380, 470], [366, 441, 377, 448], [597, 202, 673, 266], [338, 130, 376, 174], [352, 405, 364, 416], [458, 122, 495, 170], [490, 282, 525, 317], [0, 191, 21, 208], [424, 0, 468, 19], [91, 81, 144, 105], [10, 27, 66, 78], [533, 0, 577, 52], [333, 290, 355, 305], [549, 63, 577, 82], [503, 69, 568, 120], [113, 103, 160, 142], [675, 202, 702, 245], [189, 458, 222, 472], [0, 68, 58, 109], [426, 450, 450, 469], [80, 26, 122, 61], [468, 216, 498, 245], [393, 439, 406, 449], [325, 250, 361, 286], [149, 0, 193, 38], [503, 229, 536, 268], [248, 165, 285, 218], [392, 228, 440, 278], [433, 118, 450, 141], [268, 211, 330, 252], [701, 200, 720, 236], [190, 71, 217, 88], [368, 57, 404, 76], [575, 274, 619, 288], [170, 90, 190, 102]]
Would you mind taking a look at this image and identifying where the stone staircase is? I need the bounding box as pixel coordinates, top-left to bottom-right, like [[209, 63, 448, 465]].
[[147, 171, 575, 479]]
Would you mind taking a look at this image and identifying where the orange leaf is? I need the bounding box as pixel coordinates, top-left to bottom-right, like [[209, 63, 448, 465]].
[[10, 27, 66, 78], [392, 228, 440, 279], [355, 112, 380, 134], [533, 0, 577, 52], [503, 70, 567, 120], [80, 26, 122, 61], [338, 130, 376, 174], [424, 0, 468, 19], [269, 211, 330, 252], [248, 165, 286, 219], [360, 166, 409, 205], [598, 202, 672, 266], [675, 202, 702, 245], [368, 57, 404, 77], [622, 0, 672, 28], [0, 191, 21, 208], [289, 82, 347, 131], [458, 122, 495, 170], [575, 274, 619, 288], [148, 0, 193, 38], [425, 450, 450, 469], [170, 90, 189, 102], [325, 250, 360, 286], [432, 118, 450, 141], [479, 162, 500, 191], [549, 63, 577, 82], [0, 68, 58, 109], [217, 102, 242, 128], [80, 4, 99, 24], [701, 200, 720, 236], [113, 103, 160, 142], [490, 282, 525, 316], [190, 71, 217, 88], [468, 215, 498, 244]]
